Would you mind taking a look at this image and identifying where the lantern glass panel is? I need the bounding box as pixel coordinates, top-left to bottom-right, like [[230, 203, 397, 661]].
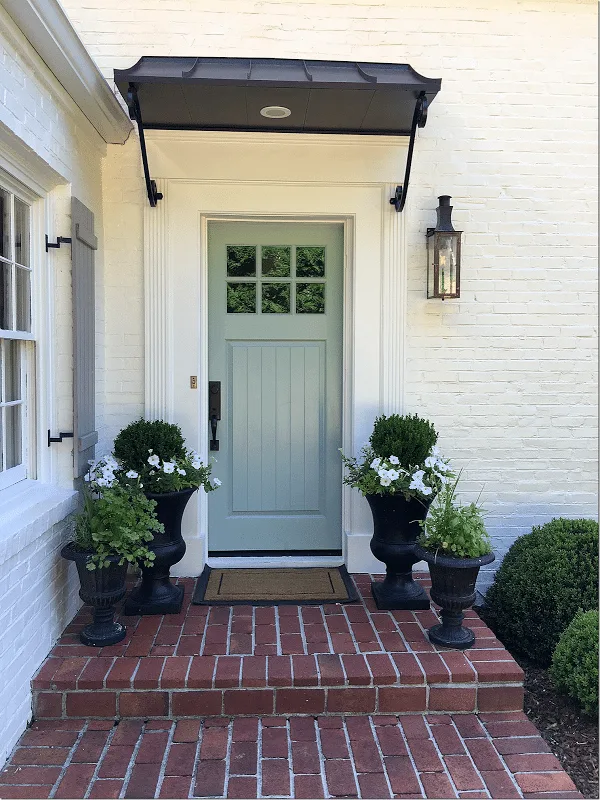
[[437, 233, 459, 297], [427, 233, 436, 298]]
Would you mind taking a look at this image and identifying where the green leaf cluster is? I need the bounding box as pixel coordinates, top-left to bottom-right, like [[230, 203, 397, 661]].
[[74, 484, 161, 570], [484, 518, 599, 666], [550, 609, 599, 716], [122, 455, 216, 495], [369, 414, 438, 469], [417, 478, 492, 558], [114, 419, 186, 470]]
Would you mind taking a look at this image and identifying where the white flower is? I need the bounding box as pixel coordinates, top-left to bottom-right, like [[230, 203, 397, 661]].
[[379, 477, 392, 487], [387, 469, 400, 481], [83, 472, 91, 482], [148, 454, 160, 467], [430, 445, 441, 458], [389, 455, 400, 465], [370, 457, 382, 470], [424, 456, 437, 469], [421, 485, 433, 495], [95, 477, 109, 488], [126, 470, 139, 479], [213, 478, 222, 487], [177, 468, 186, 476], [162, 461, 176, 474], [191, 459, 202, 469]]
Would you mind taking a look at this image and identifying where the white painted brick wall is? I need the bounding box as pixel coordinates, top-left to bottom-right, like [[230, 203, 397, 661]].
[[59, 0, 596, 583], [0, 7, 106, 763]]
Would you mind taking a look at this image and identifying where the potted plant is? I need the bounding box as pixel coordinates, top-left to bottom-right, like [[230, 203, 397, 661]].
[[414, 477, 495, 649], [111, 419, 219, 615], [61, 468, 160, 646], [342, 414, 453, 610]]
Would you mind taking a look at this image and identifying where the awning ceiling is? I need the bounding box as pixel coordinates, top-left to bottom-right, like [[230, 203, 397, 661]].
[[114, 57, 441, 136]]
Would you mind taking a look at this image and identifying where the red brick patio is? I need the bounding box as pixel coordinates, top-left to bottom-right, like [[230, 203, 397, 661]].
[[0, 573, 582, 798], [0, 714, 581, 799]]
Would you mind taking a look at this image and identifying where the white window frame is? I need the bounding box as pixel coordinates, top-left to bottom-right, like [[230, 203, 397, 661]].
[[0, 170, 39, 491]]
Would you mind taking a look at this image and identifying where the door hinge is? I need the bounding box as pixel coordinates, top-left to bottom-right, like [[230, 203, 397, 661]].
[[45, 234, 72, 252]]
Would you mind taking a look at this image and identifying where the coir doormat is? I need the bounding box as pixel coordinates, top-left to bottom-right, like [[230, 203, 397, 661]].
[[192, 565, 357, 605]]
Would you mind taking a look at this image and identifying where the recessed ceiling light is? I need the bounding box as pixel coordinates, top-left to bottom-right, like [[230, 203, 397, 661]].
[[260, 105, 292, 119]]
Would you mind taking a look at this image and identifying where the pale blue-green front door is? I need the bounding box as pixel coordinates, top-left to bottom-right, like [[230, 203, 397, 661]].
[[208, 222, 343, 554]]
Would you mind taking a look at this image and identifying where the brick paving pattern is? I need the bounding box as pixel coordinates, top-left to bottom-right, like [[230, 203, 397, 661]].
[[31, 575, 524, 719], [0, 713, 581, 799]]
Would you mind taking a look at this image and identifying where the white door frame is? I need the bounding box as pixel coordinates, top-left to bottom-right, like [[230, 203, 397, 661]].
[[144, 138, 407, 575]]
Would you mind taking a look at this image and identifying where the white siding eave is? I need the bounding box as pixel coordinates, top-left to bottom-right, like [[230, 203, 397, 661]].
[[0, 0, 132, 145]]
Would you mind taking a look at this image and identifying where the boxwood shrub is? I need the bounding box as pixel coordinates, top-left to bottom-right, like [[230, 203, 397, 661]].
[[550, 610, 599, 716], [484, 517, 598, 666]]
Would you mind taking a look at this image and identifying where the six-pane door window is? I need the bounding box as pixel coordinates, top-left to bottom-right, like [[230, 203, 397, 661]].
[[0, 183, 32, 488]]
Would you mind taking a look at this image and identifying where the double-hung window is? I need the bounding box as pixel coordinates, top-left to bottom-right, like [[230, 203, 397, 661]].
[[0, 181, 33, 489]]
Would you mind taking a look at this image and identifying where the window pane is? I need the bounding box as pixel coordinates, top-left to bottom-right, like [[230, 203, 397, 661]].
[[296, 246, 325, 277], [14, 198, 30, 267], [262, 283, 290, 313], [262, 246, 290, 277], [5, 340, 21, 401], [16, 267, 31, 332], [296, 283, 325, 314], [227, 246, 256, 277], [5, 404, 22, 469], [0, 189, 9, 261], [227, 282, 256, 313], [0, 260, 12, 330]]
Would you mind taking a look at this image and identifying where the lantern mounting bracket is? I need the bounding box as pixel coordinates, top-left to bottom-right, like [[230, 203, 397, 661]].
[[126, 83, 163, 207], [389, 92, 428, 213]]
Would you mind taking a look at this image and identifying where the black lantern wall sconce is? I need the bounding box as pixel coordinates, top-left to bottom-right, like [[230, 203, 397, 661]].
[[427, 196, 462, 299]]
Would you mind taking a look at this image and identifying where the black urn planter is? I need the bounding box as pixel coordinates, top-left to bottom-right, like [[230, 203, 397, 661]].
[[413, 545, 495, 649], [123, 487, 196, 616], [61, 543, 127, 647], [367, 493, 432, 610]]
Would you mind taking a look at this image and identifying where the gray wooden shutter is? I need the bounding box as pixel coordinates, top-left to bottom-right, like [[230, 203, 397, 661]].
[[72, 197, 99, 477]]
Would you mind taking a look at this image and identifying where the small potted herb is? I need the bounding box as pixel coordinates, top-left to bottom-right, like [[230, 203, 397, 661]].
[[111, 419, 219, 615], [342, 414, 453, 610], [62, 466, 160, 646], [414, 477, 494, 649]]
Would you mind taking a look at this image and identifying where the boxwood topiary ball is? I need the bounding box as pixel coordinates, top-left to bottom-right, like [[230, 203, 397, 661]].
[[484, 518, 598, 666], [369, 413, 438, 469], [550, 609, 599, 716], [114, 419, 187, 471]]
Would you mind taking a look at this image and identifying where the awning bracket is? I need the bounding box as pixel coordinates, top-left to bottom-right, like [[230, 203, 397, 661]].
[[389, 92, 428, 213], [126, 83, 163, 207]]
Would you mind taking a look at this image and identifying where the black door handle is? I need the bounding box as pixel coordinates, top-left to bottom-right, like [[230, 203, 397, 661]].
[[209, 382, 221, 451]]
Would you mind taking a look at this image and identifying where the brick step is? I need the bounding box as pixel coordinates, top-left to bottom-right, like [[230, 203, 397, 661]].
[[31, 574, 524, 719], [32, 651, 524, 719]]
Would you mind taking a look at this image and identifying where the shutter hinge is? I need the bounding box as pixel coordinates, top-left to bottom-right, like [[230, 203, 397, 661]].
[[48, 429, 74, 447], [45, 235, 72, 252]]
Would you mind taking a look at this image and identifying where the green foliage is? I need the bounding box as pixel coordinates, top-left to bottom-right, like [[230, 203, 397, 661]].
[[74, 484, 160, 570], [484, 518, 599, 666], [226, 245, 256, 277], [369, 414, 438, 470], [227, 283, 256, 313], [114, 419, 186, 471], [296, 283, 325, 313], [417, 477, 492, 559], [550, 610, 599, 716]]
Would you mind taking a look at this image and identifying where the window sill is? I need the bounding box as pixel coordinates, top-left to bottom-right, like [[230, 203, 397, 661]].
[[0, 480, 78, 566]]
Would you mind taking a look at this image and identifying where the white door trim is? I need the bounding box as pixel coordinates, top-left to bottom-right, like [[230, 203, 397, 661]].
[[145, 175, 406, 575]]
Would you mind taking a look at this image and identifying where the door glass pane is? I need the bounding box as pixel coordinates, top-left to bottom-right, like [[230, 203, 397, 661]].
[[0, 261, 12, 330], [227, 245, 256, 277], [296, 283, 325, 314], [5, 340, 21, 401], [227, 282, 256, 313], [5, 404, 22, 468], [296, 246, 325, 277], [262, 246, 290, 277], [0, 189, 9, 261], [16, 267, 31, 332], [14, 199, 30, 267], [262, 283, 290, 313]]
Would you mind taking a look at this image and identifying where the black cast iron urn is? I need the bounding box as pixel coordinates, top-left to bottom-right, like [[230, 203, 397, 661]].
[[61, 543, 127, 646], [123, 487, 197, 616], [413, 546, 495, 649], [367, 493, 432, 610]]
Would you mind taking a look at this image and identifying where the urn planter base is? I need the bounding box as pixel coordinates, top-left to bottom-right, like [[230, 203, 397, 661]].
[[371, 573, 430, 610], [428, 610, 475, 650], [80, 609, 126, 647], [123, 579, 184, 616]]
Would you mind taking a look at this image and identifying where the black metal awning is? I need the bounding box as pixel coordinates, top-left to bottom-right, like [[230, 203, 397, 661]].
[[114, 57, 442, 208]]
